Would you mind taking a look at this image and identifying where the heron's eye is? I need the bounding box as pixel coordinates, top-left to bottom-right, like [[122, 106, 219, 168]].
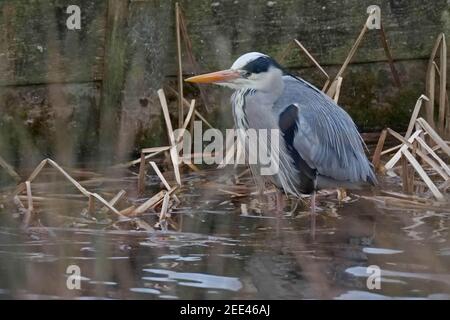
[[242, 71, 252, 78]]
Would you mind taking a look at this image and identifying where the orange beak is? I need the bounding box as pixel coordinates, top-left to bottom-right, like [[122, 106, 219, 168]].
[[185, 70, 240, 84]]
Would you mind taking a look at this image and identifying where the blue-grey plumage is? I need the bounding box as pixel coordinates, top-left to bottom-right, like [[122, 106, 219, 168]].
[[186, 52, 377, 199], [276, 76, 377, 192]]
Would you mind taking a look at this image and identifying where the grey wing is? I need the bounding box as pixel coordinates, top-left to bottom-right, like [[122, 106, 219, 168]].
[[277, 76, 377, 188]]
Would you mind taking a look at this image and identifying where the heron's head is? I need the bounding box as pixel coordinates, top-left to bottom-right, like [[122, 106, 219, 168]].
[[185, 52, 284, 91]]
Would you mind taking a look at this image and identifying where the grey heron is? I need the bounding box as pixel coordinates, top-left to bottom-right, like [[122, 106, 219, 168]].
[[186, 52, 377, 216]]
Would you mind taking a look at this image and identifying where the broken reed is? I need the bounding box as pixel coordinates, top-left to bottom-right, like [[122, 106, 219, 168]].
[[372, 113, 450, 201], [425, 33, 449, 137]]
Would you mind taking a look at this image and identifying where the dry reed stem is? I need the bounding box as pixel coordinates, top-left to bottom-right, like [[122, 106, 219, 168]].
[[22, 181, 34, 228], [385, 129, 448, 180], [381, 144, 402, 156], [15, 158, 124, 218], [401, 154, 412, 194], [405, 95, 429, 139], [13, 196, 28, 217], [415, 136, 450, 176], [133, 187, 178, 215], [326, 9, 398, 94], [113, 147, 170, 169], [15, 159, 48, 195], [138, 153, 146, 195], [426, 33, 444, 129], [410, 141, 419, 192], [178, 6, 211, 113], [380, 130, 428, 157], [90, 193, 123, 216], [119, 205, 136, 216], [0, 155, 20, 180], [149, 161, 171, 191], [174, 98, 196, 146], [439, 35, 447, 133], [159, 192, 170, 222], [333, 77, 343, 103], [218, 132, 236, 169], [379, 23, 402, 88], [401, 148, 444, 200], [326, 77, 343, 102], [431, 61, 450, 136], [384, 130, 422, 170], [241, 204, 248, 216], [279, 40, 330, 90], [294, 39, 330, 82], [88, 195, 95, 215], [170, 147, 182, 186], [139, 153, 181, 204], [99, 190, 126, 215], [46, 159, 91, 196], [416, 118, 450, 156], [236, 168, 251, 179], [158, 89, 176, 146], [326, 10, 375, 91], [179, 99, 196, 137], [322, 79, 331, 92], [277, 41, 294, 64], [372, 129, 387, 170], [175, 2, 184, 129], [158, 89, 182, 185]]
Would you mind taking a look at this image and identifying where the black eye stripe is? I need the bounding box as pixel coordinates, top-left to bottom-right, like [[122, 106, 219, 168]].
[[242, 57, 270, 74], [242, 56, 283, 74]]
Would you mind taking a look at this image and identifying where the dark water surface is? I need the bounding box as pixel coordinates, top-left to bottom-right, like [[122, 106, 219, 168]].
[[0, 169, 449, 300]]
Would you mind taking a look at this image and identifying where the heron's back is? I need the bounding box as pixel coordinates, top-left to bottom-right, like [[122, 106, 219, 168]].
[[274, 76, 377, 190]]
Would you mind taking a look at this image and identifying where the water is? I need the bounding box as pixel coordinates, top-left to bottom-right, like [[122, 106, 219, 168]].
[[0, 169, 449, 300]]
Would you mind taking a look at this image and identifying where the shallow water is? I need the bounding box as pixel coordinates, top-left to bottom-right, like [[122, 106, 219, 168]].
[[0, 169, 449, 300]]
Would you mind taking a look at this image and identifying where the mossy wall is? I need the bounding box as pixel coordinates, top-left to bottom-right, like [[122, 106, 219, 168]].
[[0, 0, 449, 167]]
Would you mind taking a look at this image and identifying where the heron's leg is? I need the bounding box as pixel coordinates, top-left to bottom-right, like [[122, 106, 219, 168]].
[[276, 190, 285, 215], [274, 190, 285, 237], [310, 191, 317, 241]]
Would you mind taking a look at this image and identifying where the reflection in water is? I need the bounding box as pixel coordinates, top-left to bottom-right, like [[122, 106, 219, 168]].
[[142, 269, 242, 292], [362, 248, 403, 255], [0, 169, 449, 299], [335, 291, 450, 300], [346, 266, 450, 286]]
